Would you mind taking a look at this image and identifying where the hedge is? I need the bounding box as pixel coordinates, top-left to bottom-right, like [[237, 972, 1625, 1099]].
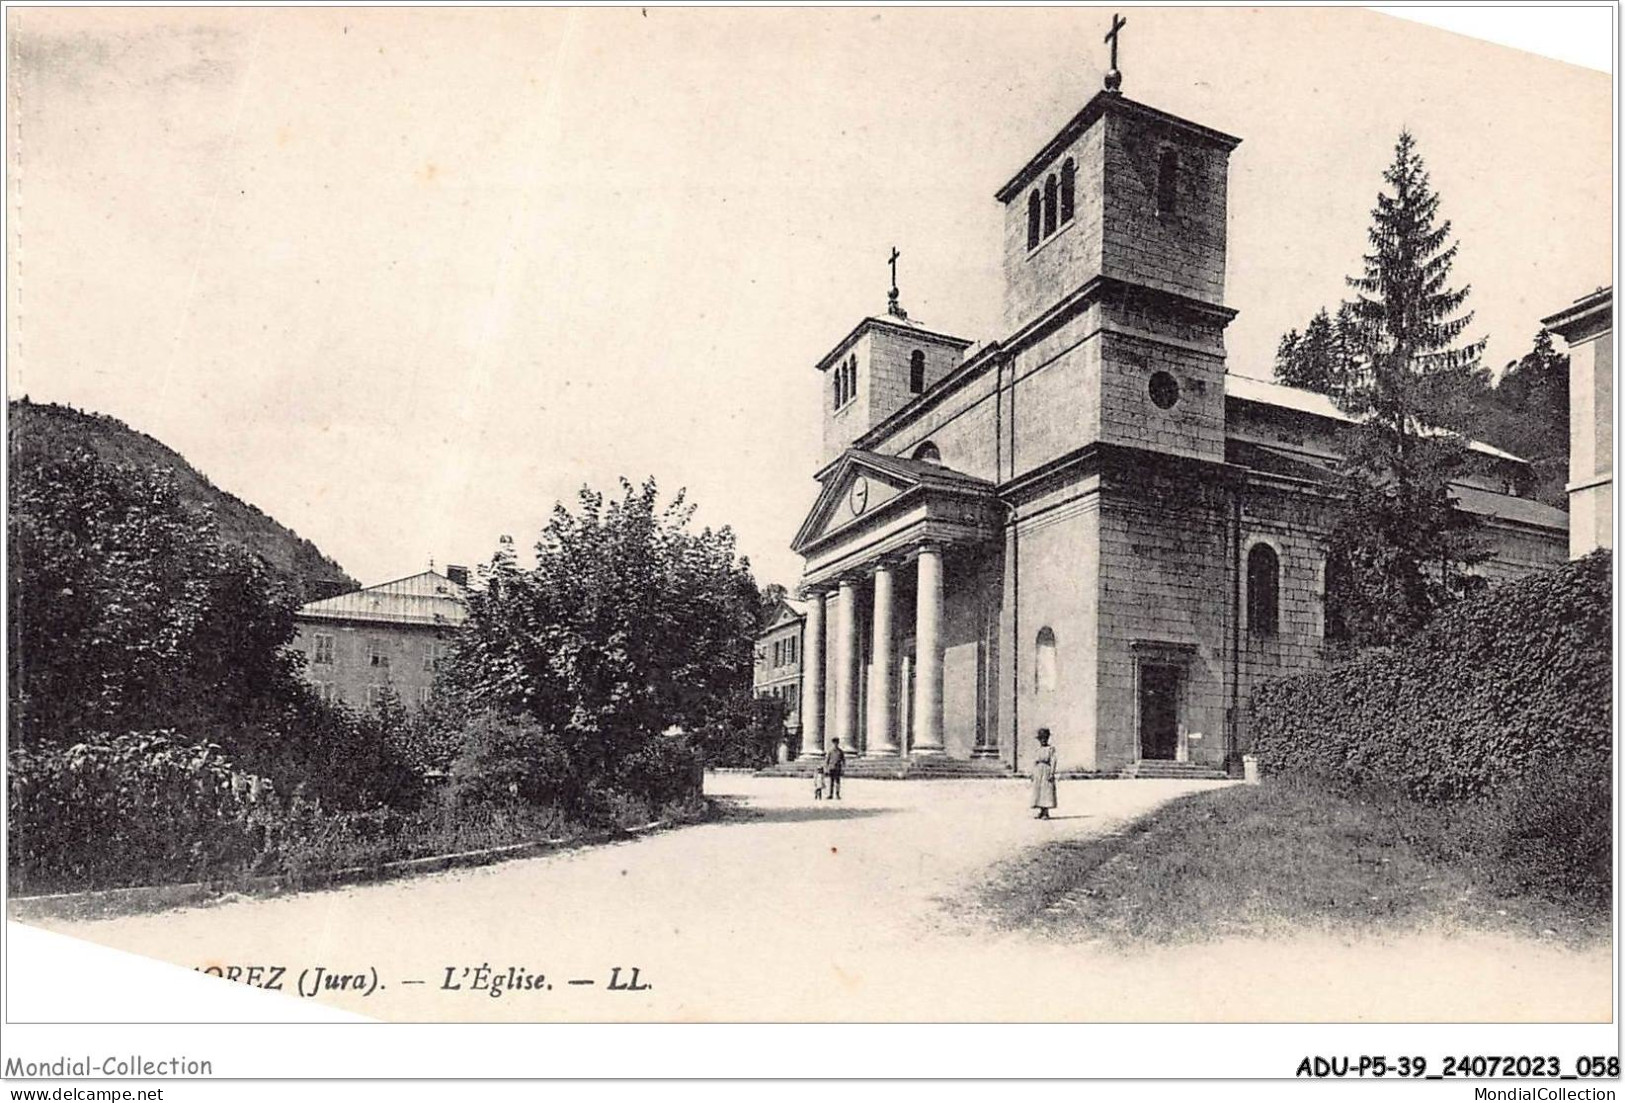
[[1251, 550, 1611, 802]]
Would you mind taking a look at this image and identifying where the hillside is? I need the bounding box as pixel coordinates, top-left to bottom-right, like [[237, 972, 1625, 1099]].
[[9, 399, 357, 602]]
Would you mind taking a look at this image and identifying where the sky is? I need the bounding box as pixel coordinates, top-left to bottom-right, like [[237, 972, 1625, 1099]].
[[6, 7, 1613, 592]]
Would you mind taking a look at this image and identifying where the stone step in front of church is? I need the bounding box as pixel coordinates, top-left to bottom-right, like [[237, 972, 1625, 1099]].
[[756, 755, 1014, 780], [1118, 761, 1232, 780], [755, 758, 1235, 781]]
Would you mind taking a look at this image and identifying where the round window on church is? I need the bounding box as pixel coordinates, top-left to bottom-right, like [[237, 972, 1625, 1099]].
[[1148, 371, 1180, 409]]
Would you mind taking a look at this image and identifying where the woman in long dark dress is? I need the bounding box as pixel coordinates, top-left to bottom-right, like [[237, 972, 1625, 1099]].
[[1031, 728, 1057, 819]]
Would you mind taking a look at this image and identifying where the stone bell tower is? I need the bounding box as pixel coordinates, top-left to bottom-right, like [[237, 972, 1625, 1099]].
[[993, 18, 1241, 465], [814, 250, 972, 467]]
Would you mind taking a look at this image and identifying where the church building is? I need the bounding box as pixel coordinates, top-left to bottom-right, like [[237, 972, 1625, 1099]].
[[788, 45, 1567, 778]]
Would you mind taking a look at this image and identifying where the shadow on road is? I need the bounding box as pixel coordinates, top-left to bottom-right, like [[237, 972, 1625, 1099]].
[[708, 799, 900, 825]]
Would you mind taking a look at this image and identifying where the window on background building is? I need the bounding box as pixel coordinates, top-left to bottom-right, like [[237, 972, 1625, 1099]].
[[1035, 626, 1057, 692], [912, 441, 941, 464], [368, 639, 390, 669], [1157, 148, 1179, 216], [418, 686, 432, 706], [1027, 190, 1041, 249], [1043, 173, 1058, 236], [423, 640, 443, 671], [787, 636, 797, 664], [1060, 158, 1076, 223], [909, 350, 926, 394], [785, 684, 798, 712], [1324, 553, 1350, 642], [368, 685, 388, 708], [313, 634, 335, 665], [1248, 544, 1280, 637]]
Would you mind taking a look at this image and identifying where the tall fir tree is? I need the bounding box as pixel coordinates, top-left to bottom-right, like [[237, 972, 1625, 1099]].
[[1325, 130, 1490, 646]]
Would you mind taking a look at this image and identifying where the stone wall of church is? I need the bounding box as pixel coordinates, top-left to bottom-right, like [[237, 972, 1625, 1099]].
[[865, 329, 968, 439], [1100, 112, 1229, 308], [1233, 481, 1335, 754], [1094, 475, 1233, 771], [1002, 124, 1106, 334], [1007, 481, 1102, 773], [942, 547, 1002, 758], [1005, 313, 1105, 481], [1096, 322, 1226, 464], [882, 365, 1002, 480]]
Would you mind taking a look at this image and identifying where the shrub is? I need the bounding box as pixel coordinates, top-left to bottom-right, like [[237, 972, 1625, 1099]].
[[1251, 550, 1611, 801], [1250, 551, 1612, 907], [691, 690, 787, 768], [448, 713, 581, 811], [7, 731, 276, 894], [449, 712, 702, 824], [614, 730, 704, 810]]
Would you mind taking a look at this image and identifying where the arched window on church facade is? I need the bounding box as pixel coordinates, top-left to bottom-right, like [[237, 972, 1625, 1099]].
[[1247, 543, 1280, 638], [1043, 173, 1058, 237], [1156, 148, 1179, 216], [1027, 190, 1041, 250], [909, 350, 926, 394], [911, 440, 941, 464], [1035, 627, 1058, 692], [1060, 158, 1076, 224]]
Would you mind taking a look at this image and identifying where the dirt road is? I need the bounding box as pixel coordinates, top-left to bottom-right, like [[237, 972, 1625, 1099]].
[[22, 775, 1611, 1022]]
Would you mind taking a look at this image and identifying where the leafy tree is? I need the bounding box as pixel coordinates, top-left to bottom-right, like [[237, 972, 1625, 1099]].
[[1325, 130, 1490, 646], [757, 582, 790, 627], [8, 446, 303, 743], [443, 478, 760, 783]]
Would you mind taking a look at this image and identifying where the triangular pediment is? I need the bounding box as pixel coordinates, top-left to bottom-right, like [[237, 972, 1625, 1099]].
[[764, 599, 807, 630], [791, 453, 921, 552]]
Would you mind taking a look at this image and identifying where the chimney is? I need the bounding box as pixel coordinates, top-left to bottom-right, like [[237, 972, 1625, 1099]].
[[445, 564, 470, 587]]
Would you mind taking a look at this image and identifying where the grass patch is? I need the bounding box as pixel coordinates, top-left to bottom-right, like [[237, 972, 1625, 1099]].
[[967, 780, 1610, 949]]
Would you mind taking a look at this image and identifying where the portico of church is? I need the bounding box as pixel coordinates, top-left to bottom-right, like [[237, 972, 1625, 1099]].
[[793, 451, 1003, 762]]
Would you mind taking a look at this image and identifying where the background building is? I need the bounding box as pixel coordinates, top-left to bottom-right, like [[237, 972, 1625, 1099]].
[[292, 567, 469, 710], [754, 597, 807, 753], [1544, 286, 1613, 558]]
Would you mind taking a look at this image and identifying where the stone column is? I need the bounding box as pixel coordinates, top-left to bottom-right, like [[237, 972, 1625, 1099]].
[[798, 589, 826, 760], [866, 563, 899, 755], [833, 578, 860, 753], [913, 545, 946, 754]]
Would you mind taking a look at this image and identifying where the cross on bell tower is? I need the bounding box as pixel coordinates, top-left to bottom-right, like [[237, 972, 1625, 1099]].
[[1103, 13, 1126, 93], [886, 247, 909, 321]]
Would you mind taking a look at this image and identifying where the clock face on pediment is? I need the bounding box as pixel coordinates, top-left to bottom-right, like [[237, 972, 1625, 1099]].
[[804, 465, 907, 544], [848, 476, 870, 516]]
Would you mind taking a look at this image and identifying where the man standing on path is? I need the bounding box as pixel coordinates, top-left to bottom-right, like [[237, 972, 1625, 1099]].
[[823, 740, 846, 800]]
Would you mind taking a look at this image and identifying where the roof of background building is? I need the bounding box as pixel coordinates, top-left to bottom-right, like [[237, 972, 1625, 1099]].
[[296, 569, 469, 628], [1541, 285, 1612, 338], [1449, 483, 1570, 532], [1225, 373, 1527, 464]]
